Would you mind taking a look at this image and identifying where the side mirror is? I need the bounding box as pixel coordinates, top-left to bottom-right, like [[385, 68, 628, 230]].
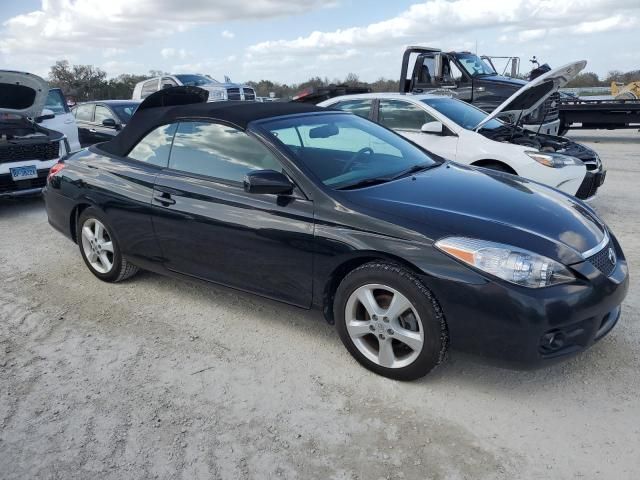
[[162, 83, 173, 89], [421, 121, 444, 135], [244, 170, 293, 195], [102, 118, 119, 129], [35, 108, 55, 123]]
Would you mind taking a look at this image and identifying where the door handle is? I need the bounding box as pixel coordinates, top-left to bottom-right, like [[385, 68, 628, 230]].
[[89, 129, 97, 133], [153, 191, 176, 206]]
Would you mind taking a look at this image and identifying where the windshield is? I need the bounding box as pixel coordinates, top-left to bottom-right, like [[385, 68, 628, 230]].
[[111, 104, 139, 123], [455, 53, 496, 77], [260, 113, 439, 190], [174, 74, 218, 87], [422, 98, 504, 130]]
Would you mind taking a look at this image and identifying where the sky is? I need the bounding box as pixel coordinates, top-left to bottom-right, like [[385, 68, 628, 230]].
[[0, 0, 639, 84]]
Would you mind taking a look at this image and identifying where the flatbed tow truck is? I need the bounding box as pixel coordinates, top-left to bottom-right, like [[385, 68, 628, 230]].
[[483, 55, 640, 135]]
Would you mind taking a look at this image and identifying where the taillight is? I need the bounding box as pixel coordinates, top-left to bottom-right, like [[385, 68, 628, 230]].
[[48, 162, 65, 181]]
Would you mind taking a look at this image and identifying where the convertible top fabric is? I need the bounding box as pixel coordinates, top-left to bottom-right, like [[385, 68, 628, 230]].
[[99, 98, 327, 158]]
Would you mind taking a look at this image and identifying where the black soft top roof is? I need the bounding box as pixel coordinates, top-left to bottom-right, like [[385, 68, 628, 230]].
[[99, 87, 327, 157]]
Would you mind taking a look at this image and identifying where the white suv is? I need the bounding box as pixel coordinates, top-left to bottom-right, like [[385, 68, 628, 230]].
[[0, 71, 76, 198]]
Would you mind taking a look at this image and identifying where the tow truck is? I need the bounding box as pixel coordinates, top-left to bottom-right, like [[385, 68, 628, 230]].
[[482, 55, 640, 134], [399, 46, 561, 135]]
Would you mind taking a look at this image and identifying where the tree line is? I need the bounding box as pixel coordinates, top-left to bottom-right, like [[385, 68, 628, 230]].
[[47, 59, 639, 101]]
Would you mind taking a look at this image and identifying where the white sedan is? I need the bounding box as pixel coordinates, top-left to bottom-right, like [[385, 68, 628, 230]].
[[320, 92, 596, 198]]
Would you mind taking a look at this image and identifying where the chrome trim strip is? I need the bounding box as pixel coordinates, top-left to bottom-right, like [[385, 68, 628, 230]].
[[582, 230, 610, 258]]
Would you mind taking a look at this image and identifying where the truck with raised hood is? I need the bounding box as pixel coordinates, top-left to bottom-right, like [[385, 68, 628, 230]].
[[0, 71, 72, 198], [399, 46, 562, 135]]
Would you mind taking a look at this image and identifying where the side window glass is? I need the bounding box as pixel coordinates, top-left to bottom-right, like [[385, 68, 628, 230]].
[[141, 79, 158, 99], [331, 99, 372, 119], [44, 90, 69, 115], [75, 104, 94, 122], [161, 77, 178, 89], [378, 100, 435, 131], [449, 62, 464, 82], [169, 122, 282, 182], [128, 124, 177, 167], [94, 106, 113, 124]]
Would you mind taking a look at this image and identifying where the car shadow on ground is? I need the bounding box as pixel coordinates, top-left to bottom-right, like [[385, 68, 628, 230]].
[[127, 267, 631, 395], [0, 195, 44, 216]]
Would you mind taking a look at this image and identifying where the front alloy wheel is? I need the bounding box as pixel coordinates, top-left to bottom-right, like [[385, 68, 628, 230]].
[[334, 262, 448, 381], [345, 284, 424, 369]]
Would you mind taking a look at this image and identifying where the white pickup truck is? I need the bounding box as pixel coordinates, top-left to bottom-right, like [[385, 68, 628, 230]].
[[132, 74, 256, 102]]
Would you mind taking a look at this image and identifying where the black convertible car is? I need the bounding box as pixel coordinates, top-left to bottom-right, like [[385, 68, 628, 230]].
[[44, 87, 628, 380]]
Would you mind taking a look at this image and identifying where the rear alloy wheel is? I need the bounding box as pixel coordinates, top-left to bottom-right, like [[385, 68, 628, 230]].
[[78, 208, 138, 282], [334, 262, 448, 380]]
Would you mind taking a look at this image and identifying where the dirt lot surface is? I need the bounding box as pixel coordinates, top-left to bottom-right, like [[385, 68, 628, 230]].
[[1, 129, 639, 479]]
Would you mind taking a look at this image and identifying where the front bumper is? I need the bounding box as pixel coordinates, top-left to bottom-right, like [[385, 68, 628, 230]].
[[424, 234, 629, 368], [576, 170, 606, 200], [0, 169, 48, 198]]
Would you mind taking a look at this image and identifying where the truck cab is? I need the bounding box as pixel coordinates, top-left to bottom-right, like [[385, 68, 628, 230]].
[[400, 47, 561, 135]]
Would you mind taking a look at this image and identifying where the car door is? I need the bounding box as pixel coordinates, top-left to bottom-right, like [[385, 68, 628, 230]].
[[91, 105, 120, 142], [43, 89, 81, 151], [375, 99, 459, 160], [151, 120, 315, 307], [72, 104, 96, 147]]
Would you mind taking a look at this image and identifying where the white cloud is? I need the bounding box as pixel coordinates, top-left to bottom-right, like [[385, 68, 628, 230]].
[[103, 47, 124, 58], [160, 48, 189, 59], [246, 0, 640, 64], [0, 0, 331, 60], [221, 30, 235, 39]]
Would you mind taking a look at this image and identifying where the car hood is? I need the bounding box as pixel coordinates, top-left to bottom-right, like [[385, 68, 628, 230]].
[[475, 61, 586, 131], [0, 70, 49, 119], [343, 163, 606, 264]]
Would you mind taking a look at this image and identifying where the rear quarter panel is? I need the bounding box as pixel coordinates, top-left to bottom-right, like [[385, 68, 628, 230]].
[[48, 148, 164, 266]]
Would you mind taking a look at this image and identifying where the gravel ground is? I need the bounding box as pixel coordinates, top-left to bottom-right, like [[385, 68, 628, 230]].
[[1, 129, 639, 479]]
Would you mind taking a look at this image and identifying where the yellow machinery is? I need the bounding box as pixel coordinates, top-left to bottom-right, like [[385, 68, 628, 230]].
[[611, 81, 640, 100]]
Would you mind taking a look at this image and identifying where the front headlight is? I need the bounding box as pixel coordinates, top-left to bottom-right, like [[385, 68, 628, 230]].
[[526, 151, 583, 168], [435, 237, 575, 288]]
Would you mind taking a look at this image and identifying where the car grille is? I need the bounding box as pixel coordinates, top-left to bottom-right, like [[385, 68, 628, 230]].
[[226, 88, 241, 100], [0, 170, 48, 194], [575, 172, 601, 199], [243, 88, 256, 101], [541, 92, 560, 121], [586, 240, 616, 277], [0, 141, 59, 164], [225, 87, 256, 101]]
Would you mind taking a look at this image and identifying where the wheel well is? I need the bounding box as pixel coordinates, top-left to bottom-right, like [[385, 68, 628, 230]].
[[322, 254, 424, 324], [69, 203, 91, 243], [471, 159, 517, 175]]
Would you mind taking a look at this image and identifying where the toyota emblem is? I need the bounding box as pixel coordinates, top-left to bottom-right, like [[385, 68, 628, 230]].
[[608, 247, 616, 265]]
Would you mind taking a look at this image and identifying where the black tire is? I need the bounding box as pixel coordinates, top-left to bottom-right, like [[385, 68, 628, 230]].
[[77, 207, 139, 282], [334, 262, 448, 381]]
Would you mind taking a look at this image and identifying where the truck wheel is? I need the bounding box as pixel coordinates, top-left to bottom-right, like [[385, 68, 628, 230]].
[[78, 208, 139, 282], [334, 262, 448, 381]]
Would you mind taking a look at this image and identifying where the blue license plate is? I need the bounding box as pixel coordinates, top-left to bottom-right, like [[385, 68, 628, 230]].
[[9, 165, 38, 181]]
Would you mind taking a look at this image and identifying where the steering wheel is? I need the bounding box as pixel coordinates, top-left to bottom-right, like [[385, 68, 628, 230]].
[[342, 147, 374, 174]]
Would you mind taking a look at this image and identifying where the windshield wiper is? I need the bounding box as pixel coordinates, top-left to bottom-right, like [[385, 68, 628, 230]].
[[337, 164, 436, 190], [388, 163, 436, 180], [336, 177, 392, 190]]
